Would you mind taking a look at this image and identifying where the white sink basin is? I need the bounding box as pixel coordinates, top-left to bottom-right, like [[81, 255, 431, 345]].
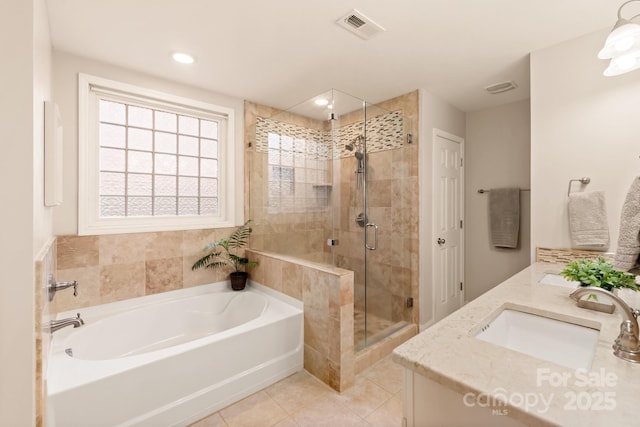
[[474, 309, 599, 370], [539, 273, 580, 288]]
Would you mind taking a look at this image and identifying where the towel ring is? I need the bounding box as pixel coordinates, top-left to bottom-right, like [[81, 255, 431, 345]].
[[567, 177, 591, 196]]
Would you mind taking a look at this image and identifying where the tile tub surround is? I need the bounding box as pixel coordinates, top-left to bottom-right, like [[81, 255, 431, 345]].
[[35, 237, 56, 427], [247, 249, 355, 392], [393, 262, 640, 426], [54, 228, 241, 313]]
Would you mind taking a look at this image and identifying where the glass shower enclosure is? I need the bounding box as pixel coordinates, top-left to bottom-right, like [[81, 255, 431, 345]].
[[249, 89, 413, 350]]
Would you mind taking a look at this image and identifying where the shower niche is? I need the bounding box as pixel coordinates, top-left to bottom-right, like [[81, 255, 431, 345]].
[[248, 89, 418, 352]]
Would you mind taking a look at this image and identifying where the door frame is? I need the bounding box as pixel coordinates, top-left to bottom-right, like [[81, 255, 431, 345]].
[[431, 128, 465, 324]]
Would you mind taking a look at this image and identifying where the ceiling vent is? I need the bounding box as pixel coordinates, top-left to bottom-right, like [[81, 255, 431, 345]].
[[484, 81, 518, 94], [336, 9, 386, 40]]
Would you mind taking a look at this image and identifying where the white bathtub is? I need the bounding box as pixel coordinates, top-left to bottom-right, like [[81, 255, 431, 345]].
[[47, 281, 303, 427]]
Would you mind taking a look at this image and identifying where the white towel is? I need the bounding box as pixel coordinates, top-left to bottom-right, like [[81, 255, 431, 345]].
[[489, 188, 520, 248], [614, 177, 640, 271], [568, 191, 609, 247]]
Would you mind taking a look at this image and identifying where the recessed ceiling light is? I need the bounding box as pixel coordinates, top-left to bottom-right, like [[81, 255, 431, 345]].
[[314, 99, 329, 106], [172, 52, 195, 64]]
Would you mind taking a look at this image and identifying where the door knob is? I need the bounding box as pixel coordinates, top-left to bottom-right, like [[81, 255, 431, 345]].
[[437, 238, 446, 245]]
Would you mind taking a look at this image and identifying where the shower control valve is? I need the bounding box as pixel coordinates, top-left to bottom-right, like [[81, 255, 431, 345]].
[[437, 238, 446, 245]]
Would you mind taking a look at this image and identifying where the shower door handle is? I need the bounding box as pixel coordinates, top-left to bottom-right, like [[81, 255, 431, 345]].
[[365, 223, 378, 250]]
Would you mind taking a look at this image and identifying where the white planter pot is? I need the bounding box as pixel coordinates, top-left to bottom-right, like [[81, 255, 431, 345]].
[[613, 288, 640, 309]]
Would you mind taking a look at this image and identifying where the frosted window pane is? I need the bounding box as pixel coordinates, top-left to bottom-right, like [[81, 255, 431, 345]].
[[201, 120, 218, 139], [179, 135, 199, 156], [128, 196, 152, 216], [155, 132, 177, 154], [268, 133, 280, 150], [128, 106, 152, 128], [128, 128, 152, 151], [317, 169, 328, 183], [281, 136, 293, 151], [201, 198, 218, 215], [179, 156, 198, 176], [200, 158, 217, 178], [179, 176, 198, 196], [154, 197, 176, 215], [307, 159, 317, 169], [154, 175, 176, 196], [294, 139, 305, 152], [155, 153, 176, 175], [128, 151, 152, 173], [268, 181, 281, 197], [100, 148, 125, 172], [268, 150, 280, 165], [100, 124, 125, 148], [100, 196, 125, 217], [179, 116, 198, 136], [200, 178, 217, 197], [294, 152, 305, 167], [155, 111, 176, 132], [281, 151, 293, 167], [100, 100, 125, 124], [178, 197, 198, 215], [127, 173, 152, 196], [100, 172, 125, 195], [281, 181, 294, 195], [200, 139, 217, 158]]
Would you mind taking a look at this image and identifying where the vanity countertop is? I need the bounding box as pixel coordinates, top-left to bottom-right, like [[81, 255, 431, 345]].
[[392, 262, 640, 427]]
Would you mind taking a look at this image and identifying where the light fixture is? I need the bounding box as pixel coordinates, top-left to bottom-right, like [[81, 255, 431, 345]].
[[172, 52, 195, 64], [314, 98, 329, 106], [599, 0, 640, 76]]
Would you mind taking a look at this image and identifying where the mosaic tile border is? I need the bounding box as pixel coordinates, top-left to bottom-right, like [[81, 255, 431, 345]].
[[255, 110, 404, 158], [536, 247, 614, 264]]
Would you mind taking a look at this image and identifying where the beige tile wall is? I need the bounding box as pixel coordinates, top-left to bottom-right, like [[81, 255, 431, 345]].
[[54, 228, 240, 313], [247, 249, 355, 392], [34, 237, 56, 427]]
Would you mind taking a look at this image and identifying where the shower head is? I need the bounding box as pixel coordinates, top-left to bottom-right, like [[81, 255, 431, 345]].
[[345, 143, 354, 151]]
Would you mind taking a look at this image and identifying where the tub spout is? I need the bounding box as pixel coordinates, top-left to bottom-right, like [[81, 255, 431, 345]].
[[570, 287, 640, 363], [45, 313, 84, 334]]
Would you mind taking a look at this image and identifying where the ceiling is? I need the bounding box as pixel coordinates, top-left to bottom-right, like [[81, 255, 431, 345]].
[[45, 0, 620, 113]]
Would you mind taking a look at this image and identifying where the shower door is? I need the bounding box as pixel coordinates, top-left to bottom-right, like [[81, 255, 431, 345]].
[[356, 101, 411, 350]]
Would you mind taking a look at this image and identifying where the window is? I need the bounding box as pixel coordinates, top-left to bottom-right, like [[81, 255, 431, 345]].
[[78, 74, 241, 235], [266, 131, 329, 213]]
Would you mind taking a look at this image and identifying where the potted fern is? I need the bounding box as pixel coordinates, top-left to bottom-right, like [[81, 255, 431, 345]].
[[191, 220, 258, 291]]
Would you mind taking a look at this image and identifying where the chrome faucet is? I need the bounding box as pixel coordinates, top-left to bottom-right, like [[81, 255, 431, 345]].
[[48, 274, 79, 301], [45, 313, 84, 333], [570, 287, 640, 363]]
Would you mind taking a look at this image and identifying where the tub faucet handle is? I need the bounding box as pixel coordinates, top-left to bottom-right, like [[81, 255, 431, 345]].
[[48, 274, 79, 301]]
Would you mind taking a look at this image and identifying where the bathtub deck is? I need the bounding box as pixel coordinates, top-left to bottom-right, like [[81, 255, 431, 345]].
[[189, 355, 402, 427]]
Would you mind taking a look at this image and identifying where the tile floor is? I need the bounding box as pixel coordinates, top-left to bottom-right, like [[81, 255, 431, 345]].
[[189, 355, 403, 427]]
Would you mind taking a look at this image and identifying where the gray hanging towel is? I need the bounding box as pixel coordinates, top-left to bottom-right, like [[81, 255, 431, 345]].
[[614, 177, 640, 271], [489, 188, 520, 248], [568, 191, 610, 248]]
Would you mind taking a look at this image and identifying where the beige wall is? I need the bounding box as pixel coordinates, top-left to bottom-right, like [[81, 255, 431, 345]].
[[465, 100, 531, 301], [418, 89, 466, 327], [51, 51, 246, 235], [0, 0, 53, 424], [531, 29, 640, 256]]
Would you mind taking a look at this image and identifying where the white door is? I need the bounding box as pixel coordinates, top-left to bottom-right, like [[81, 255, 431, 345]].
[[432, 129, 464, 322]]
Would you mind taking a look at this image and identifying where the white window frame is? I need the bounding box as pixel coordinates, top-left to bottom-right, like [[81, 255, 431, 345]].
[[78, 73, 242, 235]]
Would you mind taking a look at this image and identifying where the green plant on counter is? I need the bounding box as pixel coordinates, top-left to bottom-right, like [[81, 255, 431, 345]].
[[561, 257, 639, 292], [191, 220, 258, 273]]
